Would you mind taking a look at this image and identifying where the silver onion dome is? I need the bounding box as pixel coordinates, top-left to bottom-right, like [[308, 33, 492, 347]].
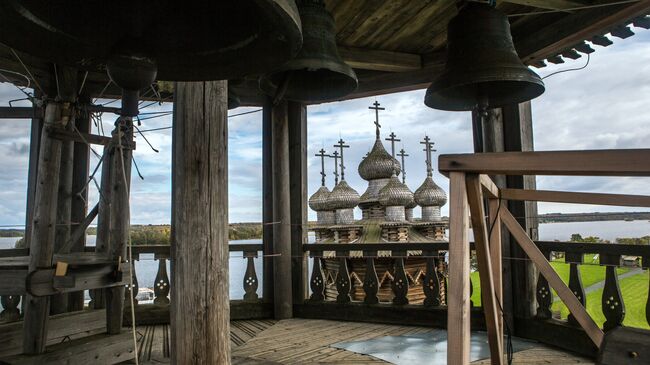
[[358, 139, 401, 181], [414, 176, 447, 207], [405, 189, 417, 209], [308, 186, 332, 211], [329, 180, 360, 210], [379, 174, 414, 207]]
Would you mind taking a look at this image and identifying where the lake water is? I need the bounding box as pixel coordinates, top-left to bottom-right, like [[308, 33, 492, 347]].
[[0, 220, 647, 308]]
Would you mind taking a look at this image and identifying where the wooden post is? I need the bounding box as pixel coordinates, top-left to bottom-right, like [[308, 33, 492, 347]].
[[68, 97, 91, 312], [262, 98, 274, 303], [171, 81, 230, 364], [22, 101, 69, 354], [272, 101, 292, 319], [92, 140, 114, 310], [288, 101, 308, 305], [24, 92, 43, 249], [105, 117, 133, 335], [472, 107, 513, 327], [502, 101, 538, 320], [447, 172, 471, 365]]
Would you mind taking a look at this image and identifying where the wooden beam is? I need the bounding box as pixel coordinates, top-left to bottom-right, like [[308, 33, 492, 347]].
[[517, 0, 650, 64], [500, 208, 605, 347], [68, 98, 92, 312], [447, 172, 471, 365], [48, 127, 135, 148], [104, 118, 133, 335], [438, 149, 650, 177], [58, 203, 99, 255], [466, 175, 504, 364], [22, 101, 68, 354], [500, 188, 650, 207], [339, 46, 421, 72], [0, 106, 42, 119], [488, 198, 504, 345], [262, 98, 274, 303], [288, 102, 308, 305], [501, 0, 588, 11], [272, 101, 293, 319], [171, 81, 230, 364], [480, 174, 501, 199]]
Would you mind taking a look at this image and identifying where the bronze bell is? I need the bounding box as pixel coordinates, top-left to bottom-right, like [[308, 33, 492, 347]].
[[424, 2, 545, 111], [259, 0, 358, 102], [0, 0, 303, 81]]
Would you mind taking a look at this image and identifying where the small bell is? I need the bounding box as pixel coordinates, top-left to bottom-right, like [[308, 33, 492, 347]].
[[424, 2, 545, 111], [259, 0, 358, 102]]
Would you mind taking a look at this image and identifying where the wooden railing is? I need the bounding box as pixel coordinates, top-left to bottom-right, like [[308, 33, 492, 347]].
[[0, 243, 267, 324], [534, 241, 650, 328]]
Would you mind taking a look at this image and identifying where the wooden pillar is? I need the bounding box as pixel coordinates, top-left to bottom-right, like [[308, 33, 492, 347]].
[[447, 172, 471, 365], [262, 98, 274, 303], [502, 101, 538, 320], [68, 97, 91, 311], [23, 92, 43, 249], [105, 117, 133, 334], [472, 107, 513, 327], [288, 102, 308, 305], [272, 101, 292, 319], [171, 81, 230, 364], [22, 100, 69, 354]]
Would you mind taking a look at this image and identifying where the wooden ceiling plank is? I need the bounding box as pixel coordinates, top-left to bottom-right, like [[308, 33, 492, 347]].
[[379, 1, 452, 52], [354, 0, 432, 49], [334, 0, 385, 44], [338, 46, 421, 72], [343, 0, 411, 46]]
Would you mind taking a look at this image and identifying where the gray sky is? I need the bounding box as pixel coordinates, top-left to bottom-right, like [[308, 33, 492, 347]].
[[0, 30, 648, 227]]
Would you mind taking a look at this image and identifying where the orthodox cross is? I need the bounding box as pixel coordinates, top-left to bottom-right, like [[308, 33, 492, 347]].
[[397, 148, 409, 184], [385, 131, 401, 158], [420, 135, 436, 177], [329, 151, 340, 185], [369, 100, 385, 139], [315, 148, 328, 187], [333, 138, 350, 181]]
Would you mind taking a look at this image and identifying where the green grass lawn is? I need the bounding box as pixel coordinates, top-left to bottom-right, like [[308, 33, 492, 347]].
[[470, 260, 647, 330], [551, 271, 649, 329]]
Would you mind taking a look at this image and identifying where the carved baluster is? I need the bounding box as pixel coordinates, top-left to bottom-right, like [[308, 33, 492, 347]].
[[601, 254, 625, 331], [566, 252, 585, 326], [243, 250, 259, 301], [124, 260, 139, 306], [363, 250, 379, 304], [0, 295, 21, 322], [309, 250, 325, 302], [536, 249, 553, 319], [335, 250, 351, 303], [392, 250, 409, 305], [423, 250, 441, 306], [154, 258, 170, 305]]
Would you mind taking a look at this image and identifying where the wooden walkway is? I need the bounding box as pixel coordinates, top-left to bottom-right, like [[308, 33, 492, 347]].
[[131, 319, 593, 364]]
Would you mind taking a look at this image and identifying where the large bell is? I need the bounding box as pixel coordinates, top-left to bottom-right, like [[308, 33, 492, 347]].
[[424, 2, 544, 111], [0, 0, 302, 81], [259, 0, 358, 102]]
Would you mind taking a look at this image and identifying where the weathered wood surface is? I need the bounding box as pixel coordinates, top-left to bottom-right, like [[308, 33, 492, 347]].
[[171, 80, 230, 364], [438, 149, 650, 177], [447, 172, 471, 365], [106, 117, 133, 335], [500, 188, 650, 207], [22, 101, 68, 354], [0, 309, 106, 357], [272, 101, 293, 319], [262, 98, 274, 304], [4, 331, 135, 364], [288, 101, 308, 308], [466, 174, 503, 364]]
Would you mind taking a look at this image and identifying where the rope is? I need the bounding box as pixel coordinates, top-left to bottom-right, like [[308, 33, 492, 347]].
[[507, 0, 642, 17]]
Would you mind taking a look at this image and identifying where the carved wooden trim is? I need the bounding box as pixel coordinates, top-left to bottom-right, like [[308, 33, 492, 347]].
[[423, 250, 441, 307], [243, 251, 259, 302], [335, 252, 351, 304], [392, 251, 409, 305], [309, 251, 325, 302], [363, 250, 379, 305], [153, 258, 170, 305]]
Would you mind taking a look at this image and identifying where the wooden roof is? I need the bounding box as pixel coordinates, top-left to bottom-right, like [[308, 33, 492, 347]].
[[0, 0, 649, 105]]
